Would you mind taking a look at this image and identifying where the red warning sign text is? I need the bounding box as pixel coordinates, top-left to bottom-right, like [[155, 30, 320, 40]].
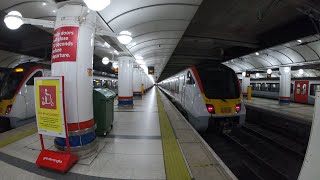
[[51, 26, 78, 63]]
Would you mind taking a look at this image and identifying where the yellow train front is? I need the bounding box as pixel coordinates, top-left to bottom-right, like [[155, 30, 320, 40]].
[[158, 64, 245, 133], [0, 63, 50, 128]]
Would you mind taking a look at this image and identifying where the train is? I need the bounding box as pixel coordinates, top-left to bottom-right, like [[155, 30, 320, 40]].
[[0, 62, 118, 129], [158, 64, 246, 133], [250, 78, 320, 105]]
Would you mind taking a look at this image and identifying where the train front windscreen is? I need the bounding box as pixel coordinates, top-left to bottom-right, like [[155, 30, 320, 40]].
[[0, 68, 26, 100], [198, 67, 240, 99]]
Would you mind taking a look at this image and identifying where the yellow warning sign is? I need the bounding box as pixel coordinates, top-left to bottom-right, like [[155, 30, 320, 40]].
[[34, 77, 66, 138]]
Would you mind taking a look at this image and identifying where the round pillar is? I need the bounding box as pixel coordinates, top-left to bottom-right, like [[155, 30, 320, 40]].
[[279, 66, 291, 104], [118, 56, 134, 106], [133, 67, 142, 99], [242, 77, 250, 97], [52, 4, 97, 157]]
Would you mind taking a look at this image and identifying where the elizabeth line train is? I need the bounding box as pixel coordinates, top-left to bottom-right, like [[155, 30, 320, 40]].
[[158, 64, 246, 132]]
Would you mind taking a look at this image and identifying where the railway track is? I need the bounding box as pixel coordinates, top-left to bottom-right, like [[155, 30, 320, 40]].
[[161, 90, 304, 180]]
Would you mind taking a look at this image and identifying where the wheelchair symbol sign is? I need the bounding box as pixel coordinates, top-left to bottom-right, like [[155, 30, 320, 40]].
[[39, 85, 56, 109]]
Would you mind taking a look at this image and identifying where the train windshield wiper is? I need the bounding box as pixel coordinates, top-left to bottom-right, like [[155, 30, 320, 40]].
[[221, 98, 227, 102]]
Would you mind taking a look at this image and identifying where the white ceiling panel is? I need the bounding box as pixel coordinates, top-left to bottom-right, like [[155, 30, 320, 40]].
[[279, 48, 305, 63], [129, 39, 180, 52], [133, 44, 176, 55], [107, 5, 198, 33], [99, 0, 201, 23], [291, 45, 319, 61]]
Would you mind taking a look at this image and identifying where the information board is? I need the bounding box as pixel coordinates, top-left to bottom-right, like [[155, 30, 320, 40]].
[[51, 26, 79, 63], [34, 77, 66, 138]]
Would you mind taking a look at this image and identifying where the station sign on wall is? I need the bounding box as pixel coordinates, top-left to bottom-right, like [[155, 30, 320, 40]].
[[148, 66, 154, 75], [34, 77, 66, 138]]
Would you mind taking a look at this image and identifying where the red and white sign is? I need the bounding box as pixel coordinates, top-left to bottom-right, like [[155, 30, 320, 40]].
[[39, 85, 56, 109], [51, 26, 78, 63]]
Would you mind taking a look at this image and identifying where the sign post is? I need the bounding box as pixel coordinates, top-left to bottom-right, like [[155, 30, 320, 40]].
[[34, 76, 78, 172]]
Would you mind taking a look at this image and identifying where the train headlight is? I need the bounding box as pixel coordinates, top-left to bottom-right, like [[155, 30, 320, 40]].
[[206, 104, 215, 114], [5, 105, 12, 114], [235, 104, 241, 113]]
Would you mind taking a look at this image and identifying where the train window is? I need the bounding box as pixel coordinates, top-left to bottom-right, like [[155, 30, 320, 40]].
[[26, 71, 43, 86], [296, 83, 301, 94], [255, 83, 261, 91], [310, 84, 320, 96], [268, 83, 279, 92], [182, 75, 186, 86], [186, 71, 195, 85], [291, 83, 294, 94], [261, 83, 270, 91], [197, 68, 240, 99], [176, 79, 179, 93], [302, 84, 307, 95]]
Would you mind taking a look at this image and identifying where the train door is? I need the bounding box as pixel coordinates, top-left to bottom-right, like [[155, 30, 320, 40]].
[[184, 71, 195, 111], [294, 80, 309, 104], [25, 70, 43, 118], [181, 75, 186, 105]]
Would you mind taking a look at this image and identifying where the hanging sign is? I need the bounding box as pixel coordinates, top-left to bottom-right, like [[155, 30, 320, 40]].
[[148, 66, 154, 75], [51, 26, 79, 63], [35, 77, 65, 137]]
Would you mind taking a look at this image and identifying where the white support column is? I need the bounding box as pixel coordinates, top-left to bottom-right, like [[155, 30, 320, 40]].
[[279, 66, 291, 104], [298, 91, 320, 180], [118, 56, 134, 106], [52, 4, 97, 155], [133, 66, 142, 99], [241, 77, 250, 97]]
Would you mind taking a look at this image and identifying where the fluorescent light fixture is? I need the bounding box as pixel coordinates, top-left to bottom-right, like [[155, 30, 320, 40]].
[[298, 69, 304, 75], [104, 42, 111, 48], [102, 57, 109, 65], [135, 55, 143, 60], [267, 69, 272, 74], [4, 11, 23, 30], [255, 52, 259, 56], [117, 31, 132, 44], [136, 60, 145, 65], [83, 0, 111, 11], [112, 62, 118, 69], [297, 39, 302, 43], [242, 72, 246, 77], [284, 67, 290, 73]]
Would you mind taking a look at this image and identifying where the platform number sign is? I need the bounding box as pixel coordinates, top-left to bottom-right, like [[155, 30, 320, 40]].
[[148, 66, 154, 75]]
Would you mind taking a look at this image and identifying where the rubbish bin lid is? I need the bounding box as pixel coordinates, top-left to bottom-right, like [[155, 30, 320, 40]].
[[94, 88, 116, 99]]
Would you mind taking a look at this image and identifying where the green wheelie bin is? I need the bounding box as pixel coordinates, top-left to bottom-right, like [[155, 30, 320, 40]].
[[93, 88, 116, 136]]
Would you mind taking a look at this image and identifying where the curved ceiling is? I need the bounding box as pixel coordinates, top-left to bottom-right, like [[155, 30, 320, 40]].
[[224, 35, 320, 74], [98, 0, 202, 80]]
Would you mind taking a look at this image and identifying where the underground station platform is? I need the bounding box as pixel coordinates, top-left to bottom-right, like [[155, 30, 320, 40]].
[[0, 87, 235, 180], [3, 0, 320, 180]]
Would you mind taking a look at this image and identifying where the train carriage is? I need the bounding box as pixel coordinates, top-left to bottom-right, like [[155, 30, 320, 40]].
[[250, 78, 320, 105], [0, 62, 118, 129]]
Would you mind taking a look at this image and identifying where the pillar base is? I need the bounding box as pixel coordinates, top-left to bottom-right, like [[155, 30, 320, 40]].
[[54, 138, 98, 159], [118, 96, 134, 107], [133, 92, 142, 99], [279, 96, 290, 105]]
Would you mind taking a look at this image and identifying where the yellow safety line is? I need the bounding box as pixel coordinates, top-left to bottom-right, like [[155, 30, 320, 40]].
[[0, 127, 37, 148], [156, 90, 191, 180]]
